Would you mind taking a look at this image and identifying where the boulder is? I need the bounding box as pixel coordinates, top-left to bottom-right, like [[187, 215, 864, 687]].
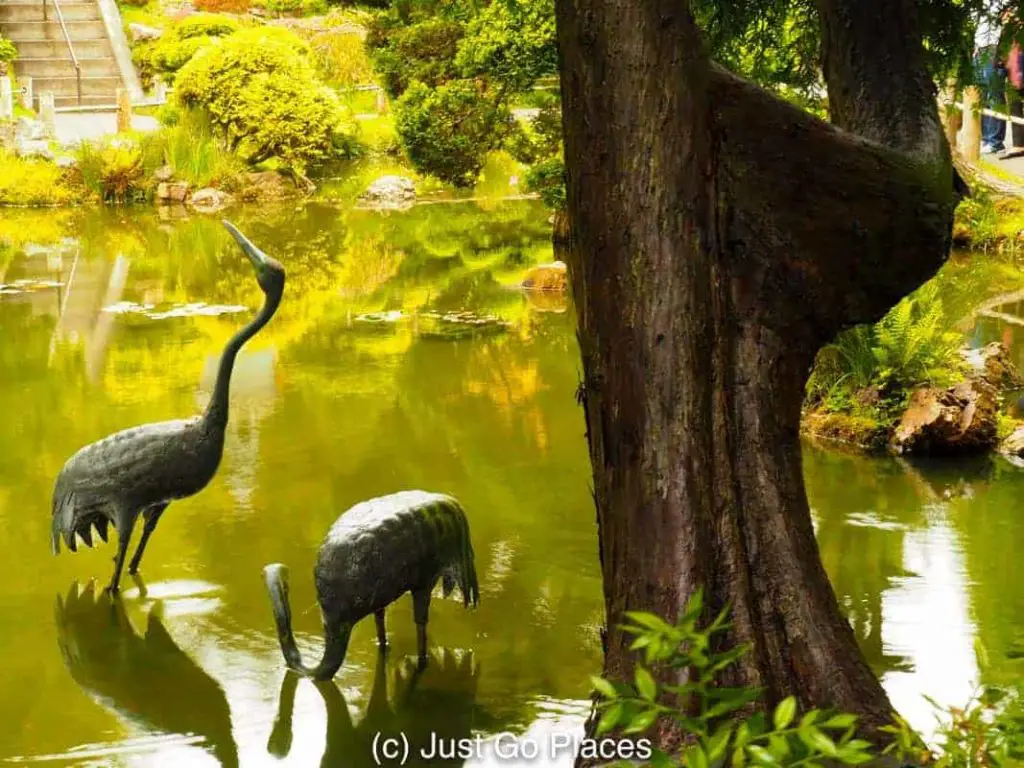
[[961, 341, 1024, 391], [521, 261, 568, 292], [359, 175, 416, 210], [157, 181, 189, 203], [187, 187, 233, 214], [154, 165, 174, 182], [999, 425, 1024, 456], [237, 171, 300, 202], [890, 379, 999, 455], [129, 22, 163, 42]]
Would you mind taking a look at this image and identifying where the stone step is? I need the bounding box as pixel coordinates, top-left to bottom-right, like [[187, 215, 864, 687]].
[[11, 38, 111, 58], [0, 19, 107, 41], [13, 56, 118, 77], [30, 74, 119, 97], [36, 93, 117, 109], [0, 3, 100, 22]]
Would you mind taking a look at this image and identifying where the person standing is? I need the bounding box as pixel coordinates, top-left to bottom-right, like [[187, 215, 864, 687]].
[[976, 8, 1007, 154], [1005, 29, 1024, 152]]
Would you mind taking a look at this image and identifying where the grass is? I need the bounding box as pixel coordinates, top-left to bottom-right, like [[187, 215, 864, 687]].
[[0, 152, 85, 206], [146, 112, 246, 189]]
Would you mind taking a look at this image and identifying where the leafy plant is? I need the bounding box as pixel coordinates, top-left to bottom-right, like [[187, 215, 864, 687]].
[[144, 108, 246, 188], [132, 14, 241, 86], [0, 153, 83, 206], [395, 79, 513, 187], [76, 140, 149, 204], [589, 590, 878, 767], [174, 27, 358, 175], [0, 36, 17, 66]]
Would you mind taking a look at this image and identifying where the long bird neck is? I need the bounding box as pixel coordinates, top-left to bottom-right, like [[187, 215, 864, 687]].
[[203, 290, 280, 431], [265, 572, 351, 680]]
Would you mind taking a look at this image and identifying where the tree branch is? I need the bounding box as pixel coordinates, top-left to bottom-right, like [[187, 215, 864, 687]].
[[709, 66, 958, 346]]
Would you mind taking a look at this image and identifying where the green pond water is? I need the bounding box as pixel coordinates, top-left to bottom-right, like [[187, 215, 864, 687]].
[[1, 201, 1024, 767]]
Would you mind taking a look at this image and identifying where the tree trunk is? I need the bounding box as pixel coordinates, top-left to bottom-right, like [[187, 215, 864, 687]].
[[555, 0, 961, 759]]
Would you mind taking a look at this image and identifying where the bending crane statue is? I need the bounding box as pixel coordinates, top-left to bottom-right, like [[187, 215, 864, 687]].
[[262, 490, 480, 680], [51, 221, 285, 595]]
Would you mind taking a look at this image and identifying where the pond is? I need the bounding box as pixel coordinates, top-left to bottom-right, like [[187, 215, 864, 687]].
[[0, 202, 1022, 766]]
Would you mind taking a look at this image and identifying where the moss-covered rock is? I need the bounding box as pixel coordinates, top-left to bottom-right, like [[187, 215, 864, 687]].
[[800, 411, 890, 452]]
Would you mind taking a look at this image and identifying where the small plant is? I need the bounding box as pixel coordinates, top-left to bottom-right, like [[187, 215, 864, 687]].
[[0, 152, 83, 206], [589, 590, 878, 767], [0, 36, 17, 75], [76, 140, 148, 204]]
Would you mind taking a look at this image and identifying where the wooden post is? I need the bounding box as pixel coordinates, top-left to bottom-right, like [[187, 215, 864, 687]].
[[961, 86, 982, 162], [21, 76, 32, 110], [39, 91, 56, 138], [376, 87, 387, 115], [116, 88, 132, 133], [0, 76, 12, 120]]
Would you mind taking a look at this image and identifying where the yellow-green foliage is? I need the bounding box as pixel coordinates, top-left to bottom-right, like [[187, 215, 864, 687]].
[[304, 27, 374, 87], [144, 109, 246, 188], [0, 153, 83, 206], [133, 14, 242, 85], [76, 140, 150, 203], [174, 27, 359, 174]]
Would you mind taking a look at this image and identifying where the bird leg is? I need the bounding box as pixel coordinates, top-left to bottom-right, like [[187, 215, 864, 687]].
[[374, 609, 388, 650], [128, 503, 168, 575], [107, 516, 137, 595], [411, 586, 432, 669]]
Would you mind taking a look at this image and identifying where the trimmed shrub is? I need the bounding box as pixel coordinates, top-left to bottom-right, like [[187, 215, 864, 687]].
[[133, 15, 241, 85], [174, 28, 358, 174]]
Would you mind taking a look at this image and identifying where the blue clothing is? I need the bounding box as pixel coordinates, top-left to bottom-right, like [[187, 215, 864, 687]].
[[977, 45, 1007, 150]]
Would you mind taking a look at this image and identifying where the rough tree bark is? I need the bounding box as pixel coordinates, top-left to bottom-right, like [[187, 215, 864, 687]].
[[555, 0, 962, 757]]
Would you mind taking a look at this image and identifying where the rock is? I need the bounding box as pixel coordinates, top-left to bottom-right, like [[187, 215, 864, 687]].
[[154, 165, 174, 182], [521, 261, 568, 292], [129, 22, 163, 42], [890, 378, 999, 455], [238, 171, 300, 202], [999, 425, 1024, 456], [359, 175, 416, 210], [961, 341, 1024, 391], [187, 187, 233, 214], [157, 181, 189, 203]]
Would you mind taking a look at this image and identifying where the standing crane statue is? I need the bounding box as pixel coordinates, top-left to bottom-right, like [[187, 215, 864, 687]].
[[262, 490, 480, 680], [51, 221, 286, 595]]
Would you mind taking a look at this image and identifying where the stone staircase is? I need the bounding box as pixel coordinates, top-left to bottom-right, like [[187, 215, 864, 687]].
[[1, 0, 126, 109]]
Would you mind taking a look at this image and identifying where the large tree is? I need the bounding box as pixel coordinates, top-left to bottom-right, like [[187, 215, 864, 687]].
[[555, 0, 967, 755]]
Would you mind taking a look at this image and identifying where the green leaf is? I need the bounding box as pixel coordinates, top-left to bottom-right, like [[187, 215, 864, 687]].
[[767, 734, 790, 758], [623, 707, 659, 734], [590, 676, 618, 700], [596, 702, 623, 735], [686, 745, 709, 768], [624, 611, 673, 632], [773, 697, 797, 730], [650, 750, 677, 768], [799, 728, 838, 757], [734, 722, 751, 749], [822, 713, 858, 730], [746, 745, 777, 765], [635, 667, 658, 702], [707, 724, 734, 762], [975, 636, 991, 670], [799, 710, 819, 730], [682, 588, 705, 622], [731, 746, 746, 768], [630, 635, 653, 651]]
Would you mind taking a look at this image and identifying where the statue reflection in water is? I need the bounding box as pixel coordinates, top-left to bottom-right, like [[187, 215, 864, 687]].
[[53, 580, 239, 768], [268, 647, 490, 767]]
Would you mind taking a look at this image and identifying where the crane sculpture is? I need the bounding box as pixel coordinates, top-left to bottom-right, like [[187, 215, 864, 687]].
[[262, 490, 480, 680], [51, 221, 286, 595]]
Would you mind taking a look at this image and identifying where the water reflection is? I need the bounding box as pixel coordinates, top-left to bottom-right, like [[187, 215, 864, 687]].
[[268, 649, 488, 767], [54, 582, 238, 767]]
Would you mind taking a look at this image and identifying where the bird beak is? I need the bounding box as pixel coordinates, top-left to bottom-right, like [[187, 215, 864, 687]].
[[222, 220, 270, 272]]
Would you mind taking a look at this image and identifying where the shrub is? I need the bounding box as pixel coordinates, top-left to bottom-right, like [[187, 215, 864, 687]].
[[524, 156, 564, 210], [76, 140, 150, 203], [805, 280, 967, 418], [0, 153, 83, 206], [394, 79, 512, 187], [367, 16, 465, 98], [259, 0, 327, 17], [174, 28, 358, 174], [132, 14, 241, 85], [147, 109, 246, 188], [588, 592, 1024, 767], [193, 0, 252, 12], [305, 27, 374, 87], [0, 36, 17, 66]]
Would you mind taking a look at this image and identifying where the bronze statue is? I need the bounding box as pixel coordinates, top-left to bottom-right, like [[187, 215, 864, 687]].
[[54, 581, 238, 768], [51, 221, 285, 594], [262, 490, 480, 680]]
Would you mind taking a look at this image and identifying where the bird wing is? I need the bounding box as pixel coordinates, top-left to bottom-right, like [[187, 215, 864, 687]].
[[51, 418, 206, 553]]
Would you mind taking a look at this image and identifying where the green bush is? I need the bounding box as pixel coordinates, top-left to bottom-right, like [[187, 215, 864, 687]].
[[589, 592, 1024, 767], [0, 36, 17, 65], [394, 79, 512, 187], [133, 15, 241, 85], [367, 16, 465, 98], [259, 0, 327, 17], [524, 156, 564, 209], [76, 140, 149, 204], [174, 28, 358, 174], [0, 153, 83, 206], [805, 280, 967, 418]]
